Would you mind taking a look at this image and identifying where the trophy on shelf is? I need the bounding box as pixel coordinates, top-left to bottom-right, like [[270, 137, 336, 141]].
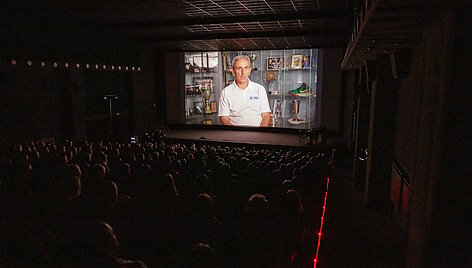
[[288, 100, 305, 124], [250, 53, 257, 71], [293, 100, 300, 120], [202, 86, 212, 114], [266, 71, 277, 94], [270, 115, 277, 127]]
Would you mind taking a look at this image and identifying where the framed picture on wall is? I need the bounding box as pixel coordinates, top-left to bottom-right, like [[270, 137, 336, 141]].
[[194, 101, 204, 114], [302, 55, 310, 69], [291, 54, 303, 69], [210, 101, 217, 113], [267, 57, 284, 70]]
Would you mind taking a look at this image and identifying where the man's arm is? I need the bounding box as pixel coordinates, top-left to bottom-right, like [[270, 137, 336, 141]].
[[260, 112, 271, 127], [219, 116, 232, 126]]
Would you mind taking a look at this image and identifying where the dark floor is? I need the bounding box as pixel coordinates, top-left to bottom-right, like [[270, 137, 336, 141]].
[[317, 168, 407, 268]]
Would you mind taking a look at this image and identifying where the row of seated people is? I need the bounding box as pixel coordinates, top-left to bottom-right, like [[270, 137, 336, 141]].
[[0, 136, 333, 267]]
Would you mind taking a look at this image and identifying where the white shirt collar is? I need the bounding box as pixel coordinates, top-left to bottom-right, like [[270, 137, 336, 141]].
[[233, 80, 252, 91]]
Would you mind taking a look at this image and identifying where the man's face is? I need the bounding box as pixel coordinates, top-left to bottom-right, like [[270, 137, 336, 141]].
[[231, 58, 251, 87]]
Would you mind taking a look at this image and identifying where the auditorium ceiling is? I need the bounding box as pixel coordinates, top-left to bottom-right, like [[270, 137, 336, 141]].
[[4, 0, 443, 69], [5, 0, 350, 51]]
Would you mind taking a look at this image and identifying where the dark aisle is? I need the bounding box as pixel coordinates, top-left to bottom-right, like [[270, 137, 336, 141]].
[[317, 169, 407, 268]]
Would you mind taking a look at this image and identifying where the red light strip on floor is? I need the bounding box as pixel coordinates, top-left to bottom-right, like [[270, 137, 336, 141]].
[[313, 176, 330, 268]]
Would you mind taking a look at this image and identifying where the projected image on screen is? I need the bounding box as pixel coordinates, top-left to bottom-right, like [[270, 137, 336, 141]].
[[184, 49, 319, 129]]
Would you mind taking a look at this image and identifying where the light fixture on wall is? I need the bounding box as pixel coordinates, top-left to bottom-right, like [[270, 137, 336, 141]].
[[2, 58, 140, 72]]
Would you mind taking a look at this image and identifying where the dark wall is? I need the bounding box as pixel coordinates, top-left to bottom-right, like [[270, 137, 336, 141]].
[[390, 5, 472, 267], [341, 70, 356, 150], [82, 70, 134, 141], [164, 52, 185, 125], [0, 9, 139, 66], [341, 4, 472, 266], [0, 64, 140, 143], [0, 9, 148, 143], [320, 48, 344, 133], [0, 66, 59, 142], [393, 50, 419, 174], [132, 47, 159, 135]]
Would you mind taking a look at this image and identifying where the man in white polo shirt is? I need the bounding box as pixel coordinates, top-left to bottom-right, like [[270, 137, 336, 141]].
[[218, 55, 271, 127]]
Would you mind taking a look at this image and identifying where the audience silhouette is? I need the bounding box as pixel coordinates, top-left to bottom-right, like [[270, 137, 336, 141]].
[[0, 132, 331, 267]]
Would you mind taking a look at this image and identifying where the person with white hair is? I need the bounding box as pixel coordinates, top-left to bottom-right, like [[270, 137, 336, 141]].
[[218, 55, 271, 127]]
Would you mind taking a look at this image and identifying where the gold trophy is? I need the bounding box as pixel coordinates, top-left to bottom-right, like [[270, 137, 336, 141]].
[[202, 86, 212, 114], [250, 53, 257, 71]]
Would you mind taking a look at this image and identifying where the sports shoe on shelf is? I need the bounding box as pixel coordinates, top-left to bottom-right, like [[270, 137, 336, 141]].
[[288, 83, 311, 97]]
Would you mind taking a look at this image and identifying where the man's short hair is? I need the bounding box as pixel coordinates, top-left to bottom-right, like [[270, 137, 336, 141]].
[[232, 55, 251, 69]]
